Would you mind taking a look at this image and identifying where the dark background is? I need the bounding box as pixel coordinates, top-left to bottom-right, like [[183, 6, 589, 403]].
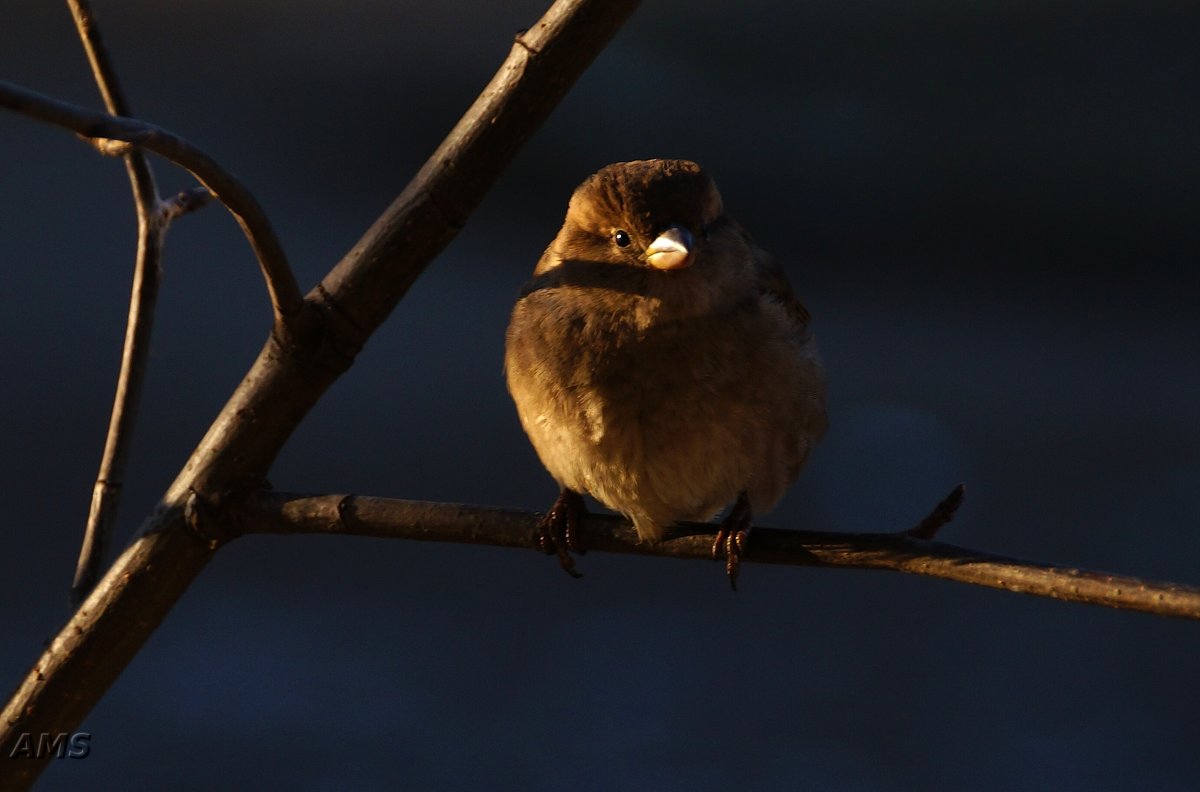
[[3, 1, 1199, 789]]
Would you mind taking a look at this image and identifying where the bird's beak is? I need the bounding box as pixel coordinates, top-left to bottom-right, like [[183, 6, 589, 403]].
[[645, 225, 694, 270]]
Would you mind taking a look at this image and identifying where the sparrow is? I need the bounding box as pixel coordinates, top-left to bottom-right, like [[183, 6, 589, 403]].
[[504, 159, 827, 589]]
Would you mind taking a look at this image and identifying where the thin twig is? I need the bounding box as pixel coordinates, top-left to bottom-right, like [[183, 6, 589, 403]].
[[67, 0, 164, 606], [65, 0, 155, 200], [906, 482, 966, 539], [0, 79, 303, 324], [237, 490, 1200, 620]]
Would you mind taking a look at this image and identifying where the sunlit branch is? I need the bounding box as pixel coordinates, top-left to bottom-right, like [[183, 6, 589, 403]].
[[241, 491, 1200, 620]]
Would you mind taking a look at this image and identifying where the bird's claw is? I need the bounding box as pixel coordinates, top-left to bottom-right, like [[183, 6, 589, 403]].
[[539, 489, 585, 579], [712, 492, 753, 591]]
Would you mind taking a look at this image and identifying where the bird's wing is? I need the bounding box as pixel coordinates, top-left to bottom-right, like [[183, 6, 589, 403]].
[[746, 234, 811, 331]]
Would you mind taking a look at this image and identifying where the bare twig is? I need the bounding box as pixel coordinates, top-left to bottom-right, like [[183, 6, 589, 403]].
[[66, 0, 155, 199], [67, 0, 165, 605], [238, 491, 1200, 620], [905, 483, 966, 539], [0, 79, 303, 324], [0, 2, 640, 787]]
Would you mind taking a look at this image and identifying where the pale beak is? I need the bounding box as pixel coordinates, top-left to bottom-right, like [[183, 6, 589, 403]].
[[645, 225, 694, 270]]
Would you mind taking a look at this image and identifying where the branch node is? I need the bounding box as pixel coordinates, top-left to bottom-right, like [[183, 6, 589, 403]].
[[183, 487, 251, 548], [184, 490, 220, 550], [514, 29, 542, 56], [81, 134, 132, 156], [159, 186, 213, 222], [304, 284, 369, 362], [335, 494, 356, 532]]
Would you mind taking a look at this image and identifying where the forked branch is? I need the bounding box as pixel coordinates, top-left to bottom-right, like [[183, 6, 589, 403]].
[[0, 79, 303, 324], [0, 2, 642, 788]]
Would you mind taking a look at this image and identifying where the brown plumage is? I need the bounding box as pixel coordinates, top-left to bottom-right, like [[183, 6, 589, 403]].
[[504, 159, 827, 587]]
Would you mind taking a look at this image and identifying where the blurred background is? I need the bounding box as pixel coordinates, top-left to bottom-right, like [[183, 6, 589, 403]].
[[2, 1, 1198, 789]]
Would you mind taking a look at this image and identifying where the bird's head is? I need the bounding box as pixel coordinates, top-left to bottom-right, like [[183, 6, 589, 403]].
[[551, 159, 725, 274]]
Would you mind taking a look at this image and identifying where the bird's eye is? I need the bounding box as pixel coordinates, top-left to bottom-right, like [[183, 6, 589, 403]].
[[613, 229, 632, 248]]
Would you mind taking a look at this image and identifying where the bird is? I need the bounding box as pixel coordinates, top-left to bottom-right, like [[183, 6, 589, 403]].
[[504, 159, 827, 589]]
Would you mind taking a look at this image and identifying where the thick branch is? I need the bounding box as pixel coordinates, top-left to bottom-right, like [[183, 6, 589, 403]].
[[317, 0, 641, 341], [0, 79, 302, 324], [241, 492, 1200, 621]]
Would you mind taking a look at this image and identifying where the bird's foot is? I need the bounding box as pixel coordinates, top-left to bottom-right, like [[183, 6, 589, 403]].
[[538, 488, 586, 579], [712, 492, 753, 591]]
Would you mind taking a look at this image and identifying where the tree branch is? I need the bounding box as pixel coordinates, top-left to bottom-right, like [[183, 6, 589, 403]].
[[0, 79, 303, 325], [238, 491, 1200, 620], [66, 0, 169, 605], [66, 0, 155, 203], [0, 1, 640, 787], [317, 0, 643, 342]]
